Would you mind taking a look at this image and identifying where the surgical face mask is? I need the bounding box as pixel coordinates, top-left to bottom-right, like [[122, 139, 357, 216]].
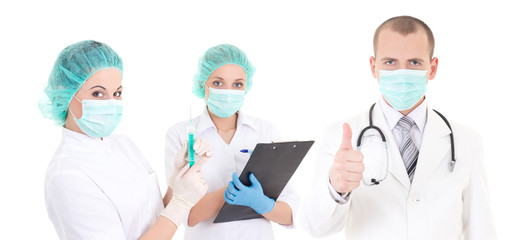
[[379, 69, 428, 111], [69, 96, 123, 138], [205, 87, 245, 118]]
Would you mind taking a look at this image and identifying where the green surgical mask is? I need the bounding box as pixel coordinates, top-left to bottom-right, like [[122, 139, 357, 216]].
[[69, 96, 123, 138], [205, 87, 245, 118], [379, 69, 427, 111]]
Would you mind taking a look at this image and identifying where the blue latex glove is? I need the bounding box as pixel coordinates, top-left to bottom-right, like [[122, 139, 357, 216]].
[[224, 172, 275, 214]]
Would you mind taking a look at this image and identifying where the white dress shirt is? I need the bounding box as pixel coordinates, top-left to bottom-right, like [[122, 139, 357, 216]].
[[165, 109, 299, 240], [45, 128, 164, 240], [379, 97, 427, 150]]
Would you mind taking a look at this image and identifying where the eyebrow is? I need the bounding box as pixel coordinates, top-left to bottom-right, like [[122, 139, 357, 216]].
[[212, 76, 245, 82], [380, 57, 426, 63], [380, 57, 396, 61], [408, 58, 426, 63], [117, 85, 123, 90], [90, 85, 106, 90]]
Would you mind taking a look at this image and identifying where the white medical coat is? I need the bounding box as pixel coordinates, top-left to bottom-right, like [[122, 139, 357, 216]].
[[165, 109, 299, 240], [300, 102, 496, 239], [45, 128, 164, 240]]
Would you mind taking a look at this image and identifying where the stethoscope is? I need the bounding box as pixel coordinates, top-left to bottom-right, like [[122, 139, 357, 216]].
[[357, 103, 456, 186]]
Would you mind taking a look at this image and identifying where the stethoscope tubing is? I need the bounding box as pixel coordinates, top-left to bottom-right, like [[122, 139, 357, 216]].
[[357, 103, 456, 186]]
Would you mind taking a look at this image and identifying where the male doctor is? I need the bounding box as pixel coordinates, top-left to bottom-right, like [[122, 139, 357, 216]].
[[300, 16, 496, 239]]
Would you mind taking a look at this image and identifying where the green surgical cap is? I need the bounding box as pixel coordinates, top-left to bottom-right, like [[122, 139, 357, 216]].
[[192, 44, 255, 98], [39, 40, 123, 126]]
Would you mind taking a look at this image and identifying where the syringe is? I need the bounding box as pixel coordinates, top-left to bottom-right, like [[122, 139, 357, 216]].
[[187, 108, 195, 167]]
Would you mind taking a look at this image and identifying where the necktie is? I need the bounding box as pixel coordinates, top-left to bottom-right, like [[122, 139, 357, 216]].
[[398, 116, 419, 182]]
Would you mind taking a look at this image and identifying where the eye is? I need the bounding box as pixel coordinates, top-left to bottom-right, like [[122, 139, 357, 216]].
[[410, 60, 421, 66], [213, 81, 223, 87], [113, 91, 122, 97], [385, 60, 395, 65], [234, 82, 243, 88], [92, 91, 104, 97]]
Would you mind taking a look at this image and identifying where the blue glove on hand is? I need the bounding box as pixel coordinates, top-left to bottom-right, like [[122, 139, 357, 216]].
[[224, 172, 275, 214]]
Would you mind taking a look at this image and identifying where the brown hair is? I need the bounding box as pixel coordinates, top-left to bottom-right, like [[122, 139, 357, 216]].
[[373, 16, 435, 59]]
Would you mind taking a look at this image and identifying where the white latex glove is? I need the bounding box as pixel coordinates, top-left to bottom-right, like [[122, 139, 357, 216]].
[[193, 138, 212, 158], [168, 138, 213, 189], [161, 156, 209, 226]]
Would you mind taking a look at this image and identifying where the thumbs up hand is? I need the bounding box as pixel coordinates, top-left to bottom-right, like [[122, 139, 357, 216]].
[[329, 123, 365, 194]]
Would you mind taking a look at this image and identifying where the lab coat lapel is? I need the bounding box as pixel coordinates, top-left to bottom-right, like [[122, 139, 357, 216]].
[[410, 108, 451, 192], [372, 102, 411, 190]]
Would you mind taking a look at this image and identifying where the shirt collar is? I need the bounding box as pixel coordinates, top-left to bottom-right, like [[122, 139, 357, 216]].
[[62, 127, 101, 141], [379, 96, 428, 132], [237, 110, 258, 132], [61, 127, 108, 150], [195, 108, 215, 135], [195, 108, 258, 135]]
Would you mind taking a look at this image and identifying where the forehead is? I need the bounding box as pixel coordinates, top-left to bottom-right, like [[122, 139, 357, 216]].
[[209, 64, 246, 79], [82, 68, 122, 88], [376, 28, 430, 60]]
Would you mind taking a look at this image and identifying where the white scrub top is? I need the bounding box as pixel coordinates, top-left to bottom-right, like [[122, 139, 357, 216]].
[[45, 128, 164, 240], [165, 109, 299, 240]]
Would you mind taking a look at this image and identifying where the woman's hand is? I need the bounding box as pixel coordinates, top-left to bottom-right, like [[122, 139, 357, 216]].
[[168, 138, 213, 189], [161, 155, 209, 226], [224, 172, 275, 214], [142, 157, 211, 240]]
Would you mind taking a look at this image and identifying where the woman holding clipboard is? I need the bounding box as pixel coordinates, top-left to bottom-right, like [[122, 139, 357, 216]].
[[164, 44, 299, 239]]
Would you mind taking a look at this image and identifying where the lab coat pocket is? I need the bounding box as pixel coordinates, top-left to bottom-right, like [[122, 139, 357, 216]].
[[359, 135, 388, 183]]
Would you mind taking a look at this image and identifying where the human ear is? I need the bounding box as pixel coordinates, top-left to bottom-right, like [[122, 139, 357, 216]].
[[428, 57, 439, 80], [369, 56, 378, 80]]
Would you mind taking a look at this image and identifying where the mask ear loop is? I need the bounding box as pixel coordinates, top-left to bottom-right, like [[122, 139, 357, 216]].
[[68, 95, 83, 121], [204, 85, 211, 102]]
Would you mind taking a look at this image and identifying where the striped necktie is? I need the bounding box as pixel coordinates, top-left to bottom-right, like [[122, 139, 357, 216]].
[[398, 116, 419, 182]]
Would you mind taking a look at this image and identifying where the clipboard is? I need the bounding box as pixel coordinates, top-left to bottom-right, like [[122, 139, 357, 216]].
[[213, 140, 314, 223]]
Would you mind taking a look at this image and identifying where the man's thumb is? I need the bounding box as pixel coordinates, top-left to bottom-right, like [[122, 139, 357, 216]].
[[339, 123, 353, 151]]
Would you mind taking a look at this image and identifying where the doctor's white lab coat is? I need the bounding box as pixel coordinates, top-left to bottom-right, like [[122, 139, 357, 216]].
[[45, 128, 164, 240], [300, 102, 496, 240], [165, 109, 299, 240]]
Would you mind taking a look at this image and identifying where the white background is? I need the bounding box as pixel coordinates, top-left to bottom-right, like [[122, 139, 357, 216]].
[[1, 0, 506, 239]]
